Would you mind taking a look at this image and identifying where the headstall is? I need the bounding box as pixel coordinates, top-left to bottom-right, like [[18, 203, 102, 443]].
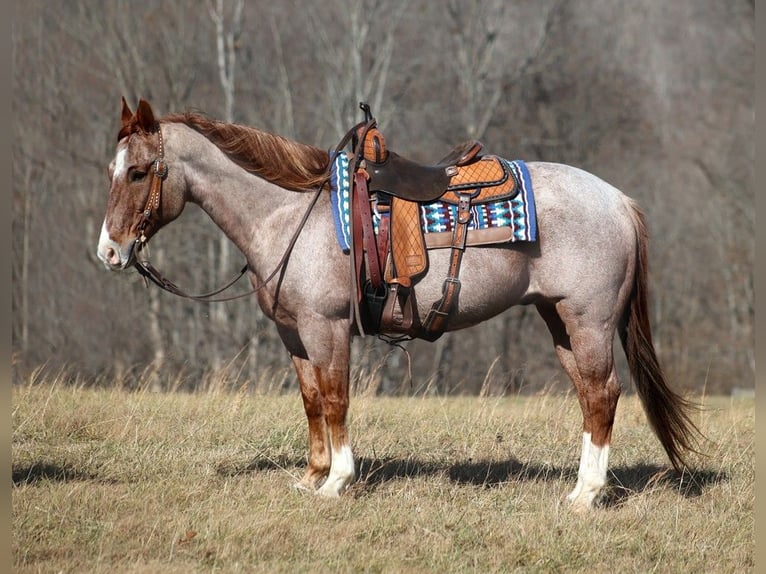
[[136, 123, 168, 248]]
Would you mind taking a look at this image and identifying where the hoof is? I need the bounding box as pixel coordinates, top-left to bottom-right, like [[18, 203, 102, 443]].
[[294, 469, 328, 493], [568, 497, 596, 513], [316, 483, 343, 498], [566, 486, 606, 511], [292, 481, 316, 494]]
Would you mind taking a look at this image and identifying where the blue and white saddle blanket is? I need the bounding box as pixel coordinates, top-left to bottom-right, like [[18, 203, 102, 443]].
[[329, 151, 537, 253]]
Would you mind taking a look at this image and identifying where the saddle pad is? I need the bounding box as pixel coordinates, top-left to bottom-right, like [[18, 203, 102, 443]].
[[421, 158, 537, 243], [329, 151, 352, 252], [329, 152, 536, 252]]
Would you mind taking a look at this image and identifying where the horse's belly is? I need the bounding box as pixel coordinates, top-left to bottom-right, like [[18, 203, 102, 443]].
[[411, 245, 533, 329]]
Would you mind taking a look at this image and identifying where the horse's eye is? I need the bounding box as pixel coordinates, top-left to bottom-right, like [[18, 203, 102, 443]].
[[130, 170, 147, 182]]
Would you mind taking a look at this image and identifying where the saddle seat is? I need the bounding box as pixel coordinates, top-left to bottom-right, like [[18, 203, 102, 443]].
[[365, 140, 485, 202]]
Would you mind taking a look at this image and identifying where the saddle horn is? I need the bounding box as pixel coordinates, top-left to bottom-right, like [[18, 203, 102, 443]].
[[359, 101, 373, 123], [356, 102, 387, 164]]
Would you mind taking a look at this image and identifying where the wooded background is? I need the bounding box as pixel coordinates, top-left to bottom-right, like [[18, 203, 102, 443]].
[[11, 0, 753, 396]]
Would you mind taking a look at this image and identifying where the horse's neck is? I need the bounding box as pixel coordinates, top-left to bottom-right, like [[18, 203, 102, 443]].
[[178, 127, 300, 257]]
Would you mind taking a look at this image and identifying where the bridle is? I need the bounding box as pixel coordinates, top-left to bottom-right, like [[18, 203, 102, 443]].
[[130, 122, 321, 303], [127, 122, 256, 302], [129, 120, 365, 304]]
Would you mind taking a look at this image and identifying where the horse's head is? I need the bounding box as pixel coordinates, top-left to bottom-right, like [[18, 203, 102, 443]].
[[97, 98, 186, 270]]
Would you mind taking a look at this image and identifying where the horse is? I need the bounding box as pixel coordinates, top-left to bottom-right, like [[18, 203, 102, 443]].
[[97, 98, 700, 510]]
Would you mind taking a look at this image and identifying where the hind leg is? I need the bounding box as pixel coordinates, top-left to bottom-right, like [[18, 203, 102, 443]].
[[565, 335, 620, 511], [537, 301, 621, 510]]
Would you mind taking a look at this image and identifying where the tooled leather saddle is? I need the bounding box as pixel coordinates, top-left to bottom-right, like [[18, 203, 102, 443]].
[[346, 103, 519, 341]]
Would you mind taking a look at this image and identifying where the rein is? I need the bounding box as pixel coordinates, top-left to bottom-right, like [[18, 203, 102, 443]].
[[131, 120, 364, 303]]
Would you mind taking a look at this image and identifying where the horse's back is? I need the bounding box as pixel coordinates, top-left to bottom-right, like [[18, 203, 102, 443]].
[[527, 161, 635, 222]]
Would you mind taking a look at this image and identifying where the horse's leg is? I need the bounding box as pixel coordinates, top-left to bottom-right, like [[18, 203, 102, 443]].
[[313, 353, 356, 498], [291, 355, 331, 491], [565, 326, 620, 510], [280, 317, 355, 497], [536, 301, 621, 510]]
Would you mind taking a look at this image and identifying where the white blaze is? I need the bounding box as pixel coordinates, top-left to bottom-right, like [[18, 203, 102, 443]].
[[97, 146, 132, 268], [113, 147, 128, 180]]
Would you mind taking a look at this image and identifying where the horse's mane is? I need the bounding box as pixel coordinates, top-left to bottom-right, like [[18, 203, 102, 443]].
[[161, 112, 331, 192]]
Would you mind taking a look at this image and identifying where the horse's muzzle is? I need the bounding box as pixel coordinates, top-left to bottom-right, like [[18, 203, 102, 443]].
[[97, 222, 137, 270]]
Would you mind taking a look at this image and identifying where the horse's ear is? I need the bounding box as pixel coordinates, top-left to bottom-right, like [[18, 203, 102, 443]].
[[135, 99, 156, 133], [120, 96, 134, 126]]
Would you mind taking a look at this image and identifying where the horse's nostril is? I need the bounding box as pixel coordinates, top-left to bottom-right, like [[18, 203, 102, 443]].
[[106, 246, 119, 265]]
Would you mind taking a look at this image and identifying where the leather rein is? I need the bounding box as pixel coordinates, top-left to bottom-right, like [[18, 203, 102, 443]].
[[131, 120, 364, 303]]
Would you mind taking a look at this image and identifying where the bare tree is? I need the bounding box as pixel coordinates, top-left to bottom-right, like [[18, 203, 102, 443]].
[[206, 0, 246, 368], [208, 0, 245, 124], [303, 0, 410, 138], [444, 0, 560, 140]]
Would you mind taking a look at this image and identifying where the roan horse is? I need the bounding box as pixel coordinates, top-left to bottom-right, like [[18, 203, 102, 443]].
[[97, 98, 700, 510]]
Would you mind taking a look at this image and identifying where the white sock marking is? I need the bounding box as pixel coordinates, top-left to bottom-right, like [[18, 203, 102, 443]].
[[568, 432, 610, 507], [317, 443, 355, 497]]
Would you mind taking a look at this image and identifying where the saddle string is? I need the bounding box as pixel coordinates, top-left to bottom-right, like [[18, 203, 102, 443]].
[[377, 335, 414, 389]]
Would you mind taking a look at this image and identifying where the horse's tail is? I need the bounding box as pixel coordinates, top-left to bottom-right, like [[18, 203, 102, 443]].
[[619, 197, 702, 471]]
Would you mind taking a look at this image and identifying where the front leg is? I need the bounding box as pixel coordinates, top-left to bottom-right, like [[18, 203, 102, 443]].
[[280, 318, 355, 497], [314, 358, 355, 498], [292, 356, 332, 491]]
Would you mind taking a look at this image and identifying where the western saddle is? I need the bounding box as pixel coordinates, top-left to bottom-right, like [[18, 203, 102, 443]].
[[344, 103, 518, 341]]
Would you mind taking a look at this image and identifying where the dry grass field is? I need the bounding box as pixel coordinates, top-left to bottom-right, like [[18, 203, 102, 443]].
[[12, 372, 753, 573]]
